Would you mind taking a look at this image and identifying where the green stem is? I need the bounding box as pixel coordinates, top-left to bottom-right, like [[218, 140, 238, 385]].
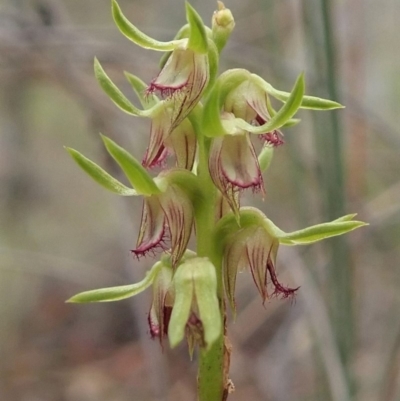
[[195, 125, 227, 401]]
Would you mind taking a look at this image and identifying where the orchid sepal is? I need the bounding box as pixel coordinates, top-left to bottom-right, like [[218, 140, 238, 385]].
[[65, 147, 137, 196], [94, 57, 152, 116], [168, 257, 221, 350], [158, 24, 213, 70], [277, 217, 368, 245], [251, 73, 344, 110], [66, 261, 163, 303], [185, 2, 208, 54], [101, 134, 161, 196], [112, 0, 184, 51]]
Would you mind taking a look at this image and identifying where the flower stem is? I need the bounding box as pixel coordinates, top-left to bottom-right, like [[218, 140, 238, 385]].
[[195, 125, 228, 401]]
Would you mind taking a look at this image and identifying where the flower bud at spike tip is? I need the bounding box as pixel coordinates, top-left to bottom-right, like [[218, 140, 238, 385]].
[[212, 2, 235, 52]]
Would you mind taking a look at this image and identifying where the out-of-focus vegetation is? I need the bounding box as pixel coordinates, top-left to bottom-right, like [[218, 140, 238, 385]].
[[0, 0, 399, 400]]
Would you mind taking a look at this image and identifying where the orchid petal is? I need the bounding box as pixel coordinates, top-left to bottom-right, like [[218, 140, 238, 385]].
[[220, 134, 263, 189], [209, 134, 263, 216], [159, 185, 194, 267], [166, 118, 197, 170], [149, 264, 174, 343], [236, 73, 305, 134], [133, 196, 167, 258], [148, 46, 209, 132], [142, 105, 173, 168], [209, 136, 239, 215], [223, 238, 245, 314]]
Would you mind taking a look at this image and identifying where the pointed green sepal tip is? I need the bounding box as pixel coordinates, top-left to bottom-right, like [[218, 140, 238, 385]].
[[94, 57, 144, 116], [301, 96, 344, 110], [65, 146, 137, 196], [66, 262, 162, 303], [278, 216, 368, 245], [112, 0, 178, 51], [253, 74, 343, 110], [185, 2, 208, 53], [100, 134, 161, 196]]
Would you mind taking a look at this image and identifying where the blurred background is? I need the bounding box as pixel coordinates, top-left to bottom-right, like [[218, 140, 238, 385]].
[[0, 0, 399, 400]]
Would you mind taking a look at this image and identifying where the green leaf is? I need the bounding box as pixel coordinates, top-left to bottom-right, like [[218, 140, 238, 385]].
[[278, 220, 368, 245], [101, 135, 160, 196], [186, 2, 208, 54], [112, 0, 180, 51], [238, 73, 305, 134], [94, 58, 145, 116], [66, 147, 136, 196], [168, 264, 194, 348], [67, 262, 162, 303]]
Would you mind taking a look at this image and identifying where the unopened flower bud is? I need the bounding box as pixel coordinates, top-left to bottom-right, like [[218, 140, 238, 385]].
[[212, 2, 235, 52]]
